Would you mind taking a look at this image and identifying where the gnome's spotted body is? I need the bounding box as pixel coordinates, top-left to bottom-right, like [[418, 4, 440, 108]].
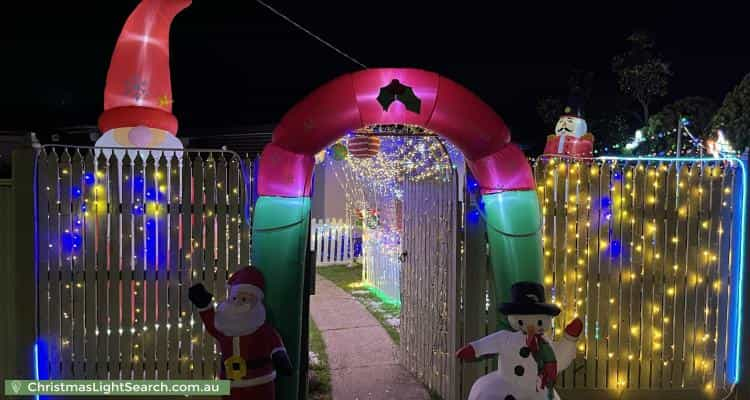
[[457, 282, 583, 400]]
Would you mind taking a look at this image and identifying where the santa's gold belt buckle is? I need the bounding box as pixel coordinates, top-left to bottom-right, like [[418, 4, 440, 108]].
[[225, 355, 247, 380]]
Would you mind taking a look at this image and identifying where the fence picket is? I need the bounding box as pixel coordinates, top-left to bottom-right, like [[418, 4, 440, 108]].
[[70, 150, 85, 378], [36, 151, 51, 379], [191, 154, 206, 376], [203, 154, 217, 379], [107, 152, 121, 379], [180, 154, 194, 377], [156, 155, 169, 378], [82, 151, 96, 378], [132, 154, 145, 379], [228, 155, 240, 273], [120, 155, 133, 378], [58, 151, 75, 379], [167, 155, 181, 378]]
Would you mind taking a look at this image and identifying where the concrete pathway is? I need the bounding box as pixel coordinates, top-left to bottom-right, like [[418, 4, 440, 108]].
[[310, 275, 430, 400]]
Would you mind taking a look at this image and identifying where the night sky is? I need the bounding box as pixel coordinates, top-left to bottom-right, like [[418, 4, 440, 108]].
[[2, 1, 749, 152]]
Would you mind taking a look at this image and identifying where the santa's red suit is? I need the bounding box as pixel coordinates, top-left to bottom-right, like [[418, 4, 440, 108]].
[[198, 308, 285, 399], [189, 266, 291, 400]]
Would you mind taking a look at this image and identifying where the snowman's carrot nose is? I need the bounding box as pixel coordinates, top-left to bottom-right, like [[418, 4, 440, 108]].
[[526, 324, 537, 336]]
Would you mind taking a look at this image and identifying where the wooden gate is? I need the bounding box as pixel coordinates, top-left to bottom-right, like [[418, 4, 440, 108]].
[[34, 146, 252, 380], [400, 177, 459, 399]]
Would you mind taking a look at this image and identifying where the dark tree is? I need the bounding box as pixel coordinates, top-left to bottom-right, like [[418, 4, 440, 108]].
[[589, 112, 634, 153], [711, 73, 750, 152], [536, 97, 563, 130], [612, 31, 671, 125], [648, 96, 718, 135]]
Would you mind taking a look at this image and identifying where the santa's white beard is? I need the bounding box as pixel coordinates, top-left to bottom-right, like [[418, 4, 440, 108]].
[[214, 302, 266, 337]]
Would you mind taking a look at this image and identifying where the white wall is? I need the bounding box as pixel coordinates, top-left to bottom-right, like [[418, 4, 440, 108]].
[[311, 162, 347, 220]]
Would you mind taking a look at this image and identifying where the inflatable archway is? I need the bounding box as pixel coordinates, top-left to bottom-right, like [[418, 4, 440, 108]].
[[252, 68, 543, 399]]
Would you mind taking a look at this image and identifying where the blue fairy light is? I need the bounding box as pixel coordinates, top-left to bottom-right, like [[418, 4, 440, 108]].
[[610, 240, 622, 258], [84, 173, 95, 185]]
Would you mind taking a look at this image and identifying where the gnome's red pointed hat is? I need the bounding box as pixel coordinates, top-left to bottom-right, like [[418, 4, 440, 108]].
[[98, 0, 191, 135], [228, 266, 266, 300]]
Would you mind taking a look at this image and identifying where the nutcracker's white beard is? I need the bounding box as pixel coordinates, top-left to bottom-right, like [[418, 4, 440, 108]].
[[214, 302, 266, 337]]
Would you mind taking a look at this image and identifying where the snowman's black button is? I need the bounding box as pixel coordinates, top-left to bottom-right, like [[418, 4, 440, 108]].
[[519, 347, 531, 358], [504, 396, 516, 400], [514, 365, 525, 376]]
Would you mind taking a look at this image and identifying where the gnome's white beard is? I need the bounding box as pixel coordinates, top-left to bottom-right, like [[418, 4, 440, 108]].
[[214, 302, 266, 337]]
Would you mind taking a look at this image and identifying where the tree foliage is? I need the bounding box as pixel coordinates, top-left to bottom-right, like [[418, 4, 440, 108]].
[[589, 112, 634, 152], [647, 96, 718, 136], [612, 32, 671, 124], [536, 97, 563, 130], [711, 73, 750, 151]]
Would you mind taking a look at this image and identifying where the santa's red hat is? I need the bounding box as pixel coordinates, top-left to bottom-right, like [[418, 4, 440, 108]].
[[98, 0, 191, 135], [227, 266, 266, 300]]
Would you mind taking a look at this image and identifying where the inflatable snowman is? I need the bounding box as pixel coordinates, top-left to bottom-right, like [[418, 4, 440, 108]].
[[543, 90, 594, 157], [456, 282, 583, 400]]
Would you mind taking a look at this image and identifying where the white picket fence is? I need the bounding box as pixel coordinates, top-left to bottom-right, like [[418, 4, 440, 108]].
[[310, 218, 355, 266]]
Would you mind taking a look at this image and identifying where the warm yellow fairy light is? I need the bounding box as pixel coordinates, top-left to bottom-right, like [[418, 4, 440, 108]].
[[544, 275, 553, 285], [667, 287, 675, 296], [631, 326, 639, 336]]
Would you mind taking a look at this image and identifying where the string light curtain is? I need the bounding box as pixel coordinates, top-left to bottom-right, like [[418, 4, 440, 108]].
[[35, 146, 251, 380], [534, 156, 744, 396]]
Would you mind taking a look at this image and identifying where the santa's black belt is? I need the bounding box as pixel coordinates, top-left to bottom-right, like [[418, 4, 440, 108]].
[[226, 357, 271, 372], [246, 357, 271, 369]]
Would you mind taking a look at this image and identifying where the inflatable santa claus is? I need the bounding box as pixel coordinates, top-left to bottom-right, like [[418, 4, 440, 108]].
[[189, 266, 292, 400]]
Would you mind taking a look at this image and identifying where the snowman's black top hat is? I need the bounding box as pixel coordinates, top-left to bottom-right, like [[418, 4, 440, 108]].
[[499, 281, 561, 316]]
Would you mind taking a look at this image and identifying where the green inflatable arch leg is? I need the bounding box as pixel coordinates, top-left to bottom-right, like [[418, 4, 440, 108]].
[[251, 195, 311, 400], [482, 190, 544, 330]]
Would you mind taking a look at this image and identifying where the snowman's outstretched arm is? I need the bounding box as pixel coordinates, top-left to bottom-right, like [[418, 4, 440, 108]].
[[457, 329, 513, 361], [552, 318, 583, 371]]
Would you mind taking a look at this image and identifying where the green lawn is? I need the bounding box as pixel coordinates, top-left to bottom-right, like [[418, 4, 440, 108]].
[[316, 264, 401, 344], [308, 317, 332, 400]]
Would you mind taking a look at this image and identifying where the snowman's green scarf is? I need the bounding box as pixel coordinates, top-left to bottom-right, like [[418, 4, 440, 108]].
[[526, 332, 557, 400]]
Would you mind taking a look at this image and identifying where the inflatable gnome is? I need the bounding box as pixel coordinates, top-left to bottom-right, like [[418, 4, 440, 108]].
[[543, 89, 594, 157], [188, 266, 292, 400], [456, 282, 583, 400], [96, 0, 188, 152]]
